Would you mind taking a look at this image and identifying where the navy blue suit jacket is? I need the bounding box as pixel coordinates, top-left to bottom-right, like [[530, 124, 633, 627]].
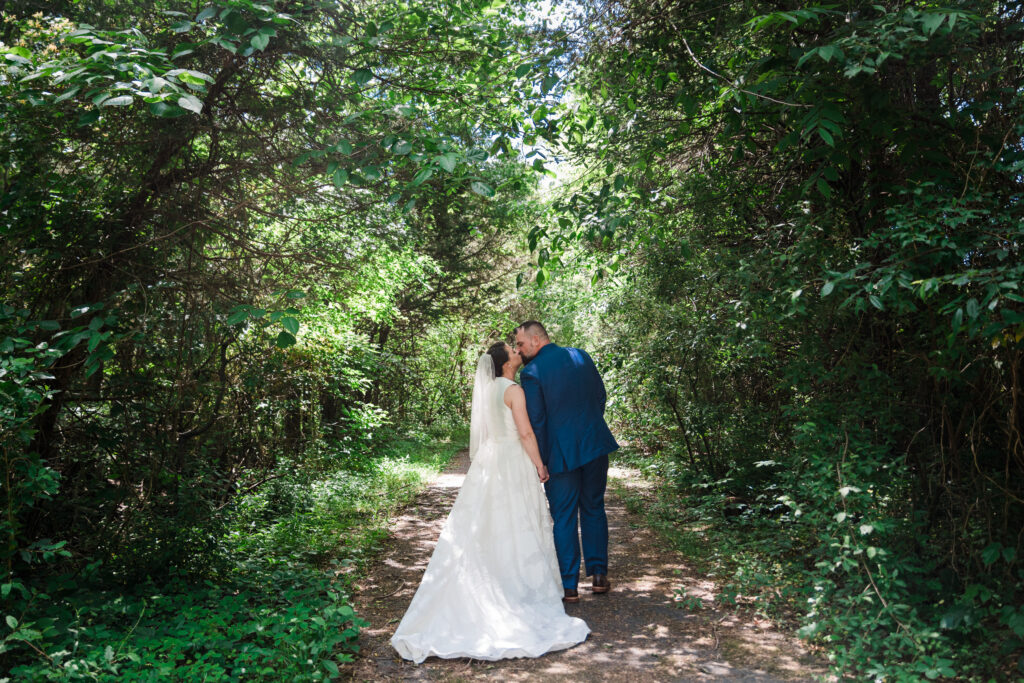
[[519, 343, 619, 475]]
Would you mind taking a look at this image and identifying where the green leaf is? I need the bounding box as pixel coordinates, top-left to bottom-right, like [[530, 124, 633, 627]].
[[276, 331, 296, 348], [869, 295, 883, 310], [226, 310, 249, 325], [224, 10, 249, 35], [149, 101, 186, 118], [352, 68, 374, 86], [796, 47, 819, 68], [251, 32, 270, 51], [78, 111, 101, 127], [470, 181, 494, 197], [5, 615, 17, 629], [821, 281, 835, 297], [514, 63, 532, 78], [174, 69, 213, 85], [333, 168, 348, 187], [5, 45, 31, 60], [921, 12, 945, 35], [393, 140, 412, 155], [815, 177, 831, 198], [411, 167, 434, 186], [981, 542, 1002, 566], [281, 317, 299, 335], [966, 297, 979, 319], [54, 86, 80, 103], [323, 660, 340, 675], [177, 94, 203, 114], [465, 148, 488, 163], [437, 153, 458, 173], [102, 95, 134, 107]]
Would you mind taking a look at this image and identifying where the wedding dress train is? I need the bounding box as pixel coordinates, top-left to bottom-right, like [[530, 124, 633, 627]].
[[390, 375, 589, 663]]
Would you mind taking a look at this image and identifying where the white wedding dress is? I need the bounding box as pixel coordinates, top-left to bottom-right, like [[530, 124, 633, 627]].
[[390, 367, 590, 664]]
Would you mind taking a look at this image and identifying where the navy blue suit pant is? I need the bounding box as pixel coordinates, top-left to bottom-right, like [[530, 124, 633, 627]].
[[544, 453, 609, 589]]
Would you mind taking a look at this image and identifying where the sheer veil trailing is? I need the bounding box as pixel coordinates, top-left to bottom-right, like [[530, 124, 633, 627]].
[[468, 354, 494, 461]]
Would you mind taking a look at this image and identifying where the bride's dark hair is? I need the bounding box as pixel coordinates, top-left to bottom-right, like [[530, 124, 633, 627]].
[[486, 341, 509, 377]]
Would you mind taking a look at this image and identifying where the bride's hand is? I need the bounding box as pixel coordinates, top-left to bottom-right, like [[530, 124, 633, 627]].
[[536, 464, 550, 483]]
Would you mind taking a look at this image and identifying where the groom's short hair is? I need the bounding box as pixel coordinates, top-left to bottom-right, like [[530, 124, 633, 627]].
[[515, 320, 549, 339]]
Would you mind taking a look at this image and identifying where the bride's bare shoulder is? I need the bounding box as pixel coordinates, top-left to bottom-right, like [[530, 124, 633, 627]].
[[501, 380, 524, 404]]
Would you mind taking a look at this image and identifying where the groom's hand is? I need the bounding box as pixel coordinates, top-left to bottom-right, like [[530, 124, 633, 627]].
[[537, 464, 550, 483]]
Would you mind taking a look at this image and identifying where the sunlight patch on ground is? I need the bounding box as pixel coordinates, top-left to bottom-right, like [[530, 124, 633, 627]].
[[608, 465, 655, 488], [430, 471, 466, 489]]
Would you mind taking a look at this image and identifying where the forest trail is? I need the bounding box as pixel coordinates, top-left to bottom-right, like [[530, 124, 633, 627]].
[[346, 449, 826, 682]]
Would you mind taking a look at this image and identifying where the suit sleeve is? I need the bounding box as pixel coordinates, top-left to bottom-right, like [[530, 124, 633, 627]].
[[582, 349, 607, 412], [520, 366, 549, 463]]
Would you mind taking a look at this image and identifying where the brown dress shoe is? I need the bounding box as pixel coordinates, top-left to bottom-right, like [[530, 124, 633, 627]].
[[591, 574, 611, 594], [562, 588, 580, 603]]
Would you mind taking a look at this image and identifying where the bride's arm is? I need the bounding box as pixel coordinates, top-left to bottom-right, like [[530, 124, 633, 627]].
[[504, 385, 550, 483]]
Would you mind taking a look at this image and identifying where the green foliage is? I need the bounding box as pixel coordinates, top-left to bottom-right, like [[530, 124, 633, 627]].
[[0, 0, 537, 584], [528, 0, 1024, 678], [5, 570, 363, 682], [1, 0, 535, 676], [1, 434, 464, 680]]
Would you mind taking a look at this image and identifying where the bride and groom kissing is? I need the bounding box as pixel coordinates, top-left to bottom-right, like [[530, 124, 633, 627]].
[[390, 321, 620, 663]]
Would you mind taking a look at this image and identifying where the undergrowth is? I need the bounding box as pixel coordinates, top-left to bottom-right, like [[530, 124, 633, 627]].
[[609, 447, 1021, 683], [2, 430, 465, 682]]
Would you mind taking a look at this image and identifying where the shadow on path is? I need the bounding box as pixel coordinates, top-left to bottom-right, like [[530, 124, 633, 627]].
[[346, 450, 826, 682]]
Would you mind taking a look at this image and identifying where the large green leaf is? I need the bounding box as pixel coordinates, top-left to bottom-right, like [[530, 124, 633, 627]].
[[275, 331, 296, 348], [177, 93, 203, 114], [352, 68, 374, 86], [437, 153, 458, 172], [470, 181, 494, 197], [411, 167, 434, 186]]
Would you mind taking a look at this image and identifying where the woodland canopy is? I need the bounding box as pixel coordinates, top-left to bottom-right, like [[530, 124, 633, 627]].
[[1, 0, 1022, 679]]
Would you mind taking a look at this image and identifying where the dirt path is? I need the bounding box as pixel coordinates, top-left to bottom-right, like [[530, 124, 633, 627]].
[[347, 450, 826, 682]]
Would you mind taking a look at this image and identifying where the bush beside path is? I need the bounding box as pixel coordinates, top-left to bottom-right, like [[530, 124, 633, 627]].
[[346, 449, 827, 682]]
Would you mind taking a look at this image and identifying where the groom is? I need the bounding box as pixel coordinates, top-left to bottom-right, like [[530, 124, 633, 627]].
[[515, 321, 619, 603]]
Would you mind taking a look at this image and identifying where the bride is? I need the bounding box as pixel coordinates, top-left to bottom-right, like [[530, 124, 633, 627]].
[[390, 342, 590, 663]]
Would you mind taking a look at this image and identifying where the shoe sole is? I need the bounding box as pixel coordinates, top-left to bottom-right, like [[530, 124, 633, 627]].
[[590, 584, 611, 594], [562, 595, 580, 604]]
